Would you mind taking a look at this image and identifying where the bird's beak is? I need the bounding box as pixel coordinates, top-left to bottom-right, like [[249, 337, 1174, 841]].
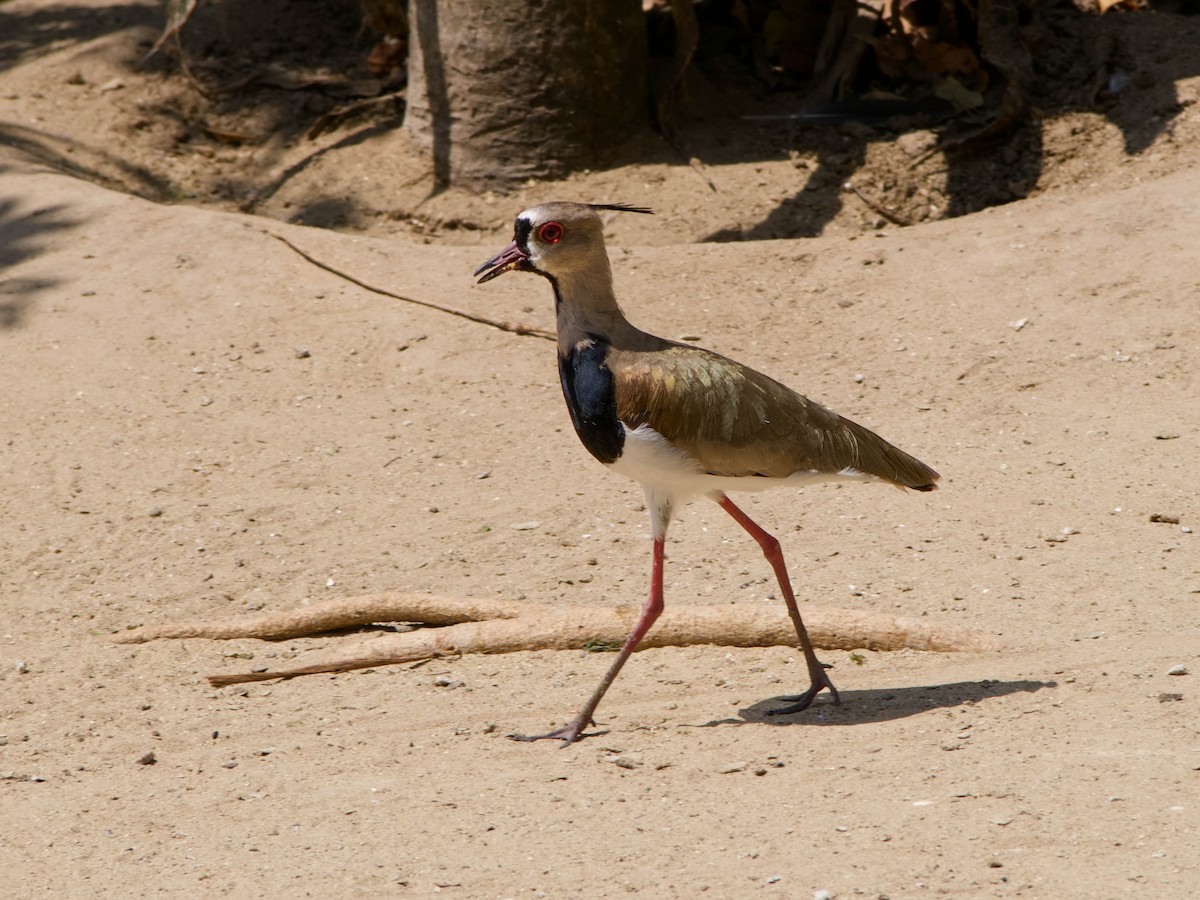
[[474, 240, 529, 284]]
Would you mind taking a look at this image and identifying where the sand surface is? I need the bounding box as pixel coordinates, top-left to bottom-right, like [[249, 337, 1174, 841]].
[[3, 2, 1200, 896]]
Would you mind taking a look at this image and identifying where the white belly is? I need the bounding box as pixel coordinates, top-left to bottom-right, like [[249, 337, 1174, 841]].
[[607, 422, 877, 506]]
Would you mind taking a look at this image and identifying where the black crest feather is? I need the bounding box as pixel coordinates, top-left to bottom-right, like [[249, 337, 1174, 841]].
[[588, 203, 654, 215]]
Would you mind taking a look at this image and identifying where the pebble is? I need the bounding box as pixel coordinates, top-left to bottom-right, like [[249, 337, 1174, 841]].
[[294, 348, 312, 358], [136, 751, 157, 766], [719, 762, 747, 774], [1168, 665, 1189, 676], [814, 890, 834, 900], [511, 521, 541, 531], [433, 675, 463, 688], [605, 755, 641, 769], [221, 759, 238, 769]]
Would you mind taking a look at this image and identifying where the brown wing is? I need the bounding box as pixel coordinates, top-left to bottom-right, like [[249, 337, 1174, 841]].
[[609, 344, 939, 488]]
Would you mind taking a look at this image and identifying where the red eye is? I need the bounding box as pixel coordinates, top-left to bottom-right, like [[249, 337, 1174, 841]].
[[537, 222, 564, 244]]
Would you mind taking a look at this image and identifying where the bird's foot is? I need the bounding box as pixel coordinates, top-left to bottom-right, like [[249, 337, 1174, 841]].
[[766, 663, 841, 716], [508, 718, 605, 745]]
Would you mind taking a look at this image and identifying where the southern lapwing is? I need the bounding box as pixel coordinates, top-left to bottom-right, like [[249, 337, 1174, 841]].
[[475, 202, 939, 743]]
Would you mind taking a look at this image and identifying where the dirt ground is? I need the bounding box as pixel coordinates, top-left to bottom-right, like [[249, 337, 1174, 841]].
[[3, 1, 1200, 897]]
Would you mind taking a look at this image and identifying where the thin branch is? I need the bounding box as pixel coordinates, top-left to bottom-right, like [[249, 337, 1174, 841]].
[[114, 591, 1005, 687], [266, 232, 555, 341], [841, 180, 913, 227]]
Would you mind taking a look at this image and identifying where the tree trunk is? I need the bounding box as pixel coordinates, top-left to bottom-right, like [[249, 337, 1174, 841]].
[[405, 0, 648, 191]]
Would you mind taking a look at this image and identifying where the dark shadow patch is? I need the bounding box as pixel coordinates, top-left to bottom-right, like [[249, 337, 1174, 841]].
[[691, 678, 1055, 729], [0, 195, 84, 326]]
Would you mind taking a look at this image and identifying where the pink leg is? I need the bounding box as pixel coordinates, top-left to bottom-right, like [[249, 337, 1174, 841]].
[[716, 493, 840, 714], [511, 538, 666, 743]]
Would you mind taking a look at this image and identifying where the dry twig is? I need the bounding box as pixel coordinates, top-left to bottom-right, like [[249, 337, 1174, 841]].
[[115, 592, 1004, 687], [266, 233, 554, 341]]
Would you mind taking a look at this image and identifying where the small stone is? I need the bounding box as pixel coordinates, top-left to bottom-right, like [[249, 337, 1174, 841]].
[[853, 373, 865, 383], [813, 890, 834, 900], [1158, 692, 1183, 702], [148, 507, 163, 517], [433, 675, 463, 688], [719, 762, 747, 774], [606, 755, 641, 769], [295, 348, 311, 359], [221, 759, 238, 769], [15, 660, 29, 674], [1011, 317, 1029, 331], [98, 77, 125, 92], [511, 521, 541, 531], [1150, 513, 1180, 524], [136, 751, 157, 765], [1168, 665, 1189, 676]]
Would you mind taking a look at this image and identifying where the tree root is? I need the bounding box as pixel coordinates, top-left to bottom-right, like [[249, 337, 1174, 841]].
[[114, 592, 1003, 687]]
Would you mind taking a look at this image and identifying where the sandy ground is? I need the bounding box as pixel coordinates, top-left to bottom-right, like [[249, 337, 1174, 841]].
[[4, 2, 1200, 898]]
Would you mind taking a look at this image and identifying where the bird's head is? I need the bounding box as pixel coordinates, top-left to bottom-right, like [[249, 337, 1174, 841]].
[[475, 202, 652, 286]]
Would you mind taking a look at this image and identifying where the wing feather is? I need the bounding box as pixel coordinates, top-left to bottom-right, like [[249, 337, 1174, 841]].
[[609, 344, 938, 488]]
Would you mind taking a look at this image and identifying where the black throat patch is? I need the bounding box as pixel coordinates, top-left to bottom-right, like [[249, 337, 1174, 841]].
[[558, 337, 624, 465], [513, 216, 533, 255]]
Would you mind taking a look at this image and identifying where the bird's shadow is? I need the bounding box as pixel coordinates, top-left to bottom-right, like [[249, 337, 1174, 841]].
[[695, 679, 1054, 730]]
